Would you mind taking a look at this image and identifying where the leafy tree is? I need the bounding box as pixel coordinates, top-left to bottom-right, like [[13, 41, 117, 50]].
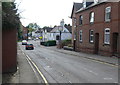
[[26, 23, 40, 29], [2, 2, 20, 30]]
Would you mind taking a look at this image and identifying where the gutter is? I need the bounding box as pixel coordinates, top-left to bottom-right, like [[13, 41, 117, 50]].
[[76, 2, 105, 13]]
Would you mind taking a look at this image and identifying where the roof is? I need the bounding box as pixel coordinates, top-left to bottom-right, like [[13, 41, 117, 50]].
[[50, 27, 58, 32], [71, 2, 83, 18], [42, 27, 53, 32], [76, 2, 105, 13], [50, 25, 72, 33], [64, 25, 72, 33]]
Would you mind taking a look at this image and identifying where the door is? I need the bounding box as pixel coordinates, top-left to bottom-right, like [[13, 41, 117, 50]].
[[112, 33, 118, 56], [94, 33, 99, 54]]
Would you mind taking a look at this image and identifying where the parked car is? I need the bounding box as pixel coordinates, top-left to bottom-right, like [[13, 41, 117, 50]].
[[26, 44, 34, 50], [22, 40, 27, 45], [36, 37, 39, 40]]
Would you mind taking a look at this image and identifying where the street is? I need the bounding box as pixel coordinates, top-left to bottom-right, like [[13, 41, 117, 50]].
[[18, 40, 118, 83]]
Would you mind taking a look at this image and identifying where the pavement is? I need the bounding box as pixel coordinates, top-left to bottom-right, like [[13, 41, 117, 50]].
[[2, 43, 118, 84], [2, 45, 42, 84]]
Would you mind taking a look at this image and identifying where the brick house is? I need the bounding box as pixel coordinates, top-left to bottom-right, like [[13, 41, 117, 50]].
[[22, 26, 28, 40], [71, 1, 120, 56], [71, 3, 83, 45]]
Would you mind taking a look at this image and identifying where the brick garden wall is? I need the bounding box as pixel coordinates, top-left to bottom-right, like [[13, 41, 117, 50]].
[[2, 29, 17, 73]]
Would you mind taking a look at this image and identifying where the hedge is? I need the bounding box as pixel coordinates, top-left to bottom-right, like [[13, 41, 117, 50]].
[[61, 39, 71, 46], [41, 40, 56, 46]]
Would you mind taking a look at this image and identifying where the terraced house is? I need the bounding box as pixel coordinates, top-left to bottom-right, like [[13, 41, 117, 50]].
[[71, 0, 120, 56]]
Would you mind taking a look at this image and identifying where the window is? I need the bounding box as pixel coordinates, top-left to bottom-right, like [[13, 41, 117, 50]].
[[74, 18, 77, 27], [90, 30, 94, 43], [74, 31, 77, 40], [79, 15, 83, 25], [79, 30, 82, 42], [90, 12, 94, 23], [104, 28, 110, 44], [105, 6, 111, 22]]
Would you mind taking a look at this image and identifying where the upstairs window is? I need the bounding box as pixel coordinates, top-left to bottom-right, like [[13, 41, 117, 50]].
[[89, 30, 94, 43], [79, 30, 83, 42], [90, 12, 95, 24], [104, 28, 110, 44], [79, 15, 83, 25], [74, 18, 77, 27], [105, 6, 111, 22]]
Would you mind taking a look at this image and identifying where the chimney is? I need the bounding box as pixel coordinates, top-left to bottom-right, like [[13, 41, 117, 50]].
[[60, 19, 64, 27]]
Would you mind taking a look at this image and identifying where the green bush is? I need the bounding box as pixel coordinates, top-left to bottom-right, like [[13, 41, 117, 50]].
[[40, 42, 45, 45], [62, 39, 71, 46], [44, 40, 56, 46]]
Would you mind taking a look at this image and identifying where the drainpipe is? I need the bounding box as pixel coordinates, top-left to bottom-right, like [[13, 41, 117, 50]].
[[0, 1, 2, 84], [118, 1, 120, 57]]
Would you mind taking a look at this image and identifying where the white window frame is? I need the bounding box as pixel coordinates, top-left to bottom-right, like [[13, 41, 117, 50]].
[[105, 6, 111, 22], [79, 15, 83, 25], [104, 28, 110, 44], [90, 30, 94, 43], [74, 18, 77, 27], [79, 30, 82, 42], [90, 12, 95, 23]]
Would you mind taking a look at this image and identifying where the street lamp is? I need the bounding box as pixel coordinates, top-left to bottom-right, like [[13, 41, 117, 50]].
[[58, 26, 63, 48], [58, 26, 63, 40]]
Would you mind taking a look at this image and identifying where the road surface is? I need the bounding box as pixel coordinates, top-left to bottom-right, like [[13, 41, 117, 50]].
[[18, 40, 118, 83]]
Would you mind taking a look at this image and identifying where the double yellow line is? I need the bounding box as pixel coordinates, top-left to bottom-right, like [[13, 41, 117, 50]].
[[22, 51, 49, 85]]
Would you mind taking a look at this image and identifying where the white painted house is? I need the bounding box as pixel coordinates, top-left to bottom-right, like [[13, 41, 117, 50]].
[[48, 19, 72, 41]]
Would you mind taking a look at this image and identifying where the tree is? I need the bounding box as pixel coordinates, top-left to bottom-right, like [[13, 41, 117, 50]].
[[26, 23, 40, 29], [2, 2, 20, 30]]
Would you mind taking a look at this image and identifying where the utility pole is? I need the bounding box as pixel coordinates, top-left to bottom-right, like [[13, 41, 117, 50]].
[[0, 1, 2, 84]]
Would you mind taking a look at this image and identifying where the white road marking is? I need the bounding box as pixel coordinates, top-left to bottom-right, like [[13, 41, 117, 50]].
[[114, 82, 118, 83], [104, 78, 113, 80], [69, 81, 72, 83], [83, 67, 98, 75]]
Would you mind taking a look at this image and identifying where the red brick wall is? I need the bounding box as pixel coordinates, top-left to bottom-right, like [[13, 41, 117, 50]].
[[22, 27, 28, 40], [75, 2, 119, 56], [2, 29, 17, 73]]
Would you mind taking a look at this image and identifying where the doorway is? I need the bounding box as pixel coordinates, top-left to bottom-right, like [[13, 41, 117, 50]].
[[56, 35, 60, 40], [112, 33, 118, 56], [94, 33, 99, 54]]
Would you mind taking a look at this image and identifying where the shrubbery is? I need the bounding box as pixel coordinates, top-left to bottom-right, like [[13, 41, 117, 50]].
[[41, 40, 56, 46], [61, 39, 72, 47]]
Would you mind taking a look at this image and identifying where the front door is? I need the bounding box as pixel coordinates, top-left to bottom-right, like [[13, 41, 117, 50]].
[[112, 33, 118, 56], [94, 33, 99, 54]]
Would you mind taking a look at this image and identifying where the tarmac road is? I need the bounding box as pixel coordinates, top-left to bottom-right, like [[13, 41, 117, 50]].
[[19, 40, 118, 83]]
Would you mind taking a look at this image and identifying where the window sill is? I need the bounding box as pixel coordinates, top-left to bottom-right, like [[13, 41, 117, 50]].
[[89, 42, 94, 44], [79, 41, 83, 43], [105, 20, 111, 23], [90, 22, 94, 25], [103, 43, 110, 46], [79, 25, 83, 26]]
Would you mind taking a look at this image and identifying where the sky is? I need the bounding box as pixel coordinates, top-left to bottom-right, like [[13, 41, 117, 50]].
[[15, 0, 83, 28]]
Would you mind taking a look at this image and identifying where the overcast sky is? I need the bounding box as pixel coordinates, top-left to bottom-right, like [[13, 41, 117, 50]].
[[15, 0, 83, 27]]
